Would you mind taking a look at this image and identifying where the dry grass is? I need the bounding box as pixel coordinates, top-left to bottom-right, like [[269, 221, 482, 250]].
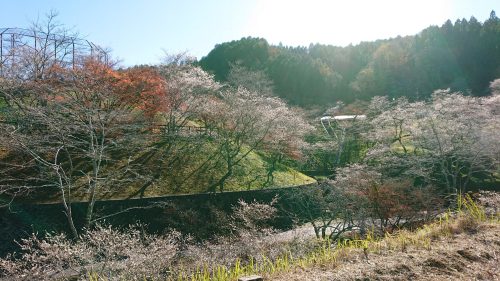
[[166, 195, 499, 281], [271, 194, 500, 281], [272, 221, 500, 281]]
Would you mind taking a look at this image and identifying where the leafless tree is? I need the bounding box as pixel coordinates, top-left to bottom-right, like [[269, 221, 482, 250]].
[[1, 59, 151, 236], [284, 183, 360, 240], [2, 11, 76, 81], [366, 90, 499, 195], [198, 87, 310, 192]]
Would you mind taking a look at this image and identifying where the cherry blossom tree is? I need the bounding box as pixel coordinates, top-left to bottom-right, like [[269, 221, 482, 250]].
[[366, 90, 499, 195], [226, 63, 312, 185], [259, 107, 312, 185], [125, 62, 223, 196], [198, 87, 303, 192], [0, 59, 153, 236]]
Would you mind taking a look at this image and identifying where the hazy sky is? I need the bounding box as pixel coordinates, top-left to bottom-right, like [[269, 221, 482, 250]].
[[1, 0, 498, 66]]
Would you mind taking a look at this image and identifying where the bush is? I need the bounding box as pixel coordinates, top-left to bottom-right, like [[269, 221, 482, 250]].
[[333, 164, 444, 233], [0, 224, 178, 279], [232, 197, 278, 232]]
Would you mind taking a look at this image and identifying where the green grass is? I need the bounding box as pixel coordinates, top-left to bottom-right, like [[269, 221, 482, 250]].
[[116, 147, 316, 199], [222, 150, 315, 191], [26, 140, 315, 203], [390, 135, 416, 154]]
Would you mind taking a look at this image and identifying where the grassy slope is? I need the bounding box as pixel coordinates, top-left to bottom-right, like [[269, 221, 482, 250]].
[[272, 222, 500, 281], [0, 128, 315, 203], [22, 142, 316, 202], [102, 148, 316, 200]]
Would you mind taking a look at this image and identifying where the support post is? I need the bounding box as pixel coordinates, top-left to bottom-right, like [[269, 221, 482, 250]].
[[11, 34, 14, 56], [0, 33, 3, 76], [54, 36, 57, 61], [72, 40, 75, 70]]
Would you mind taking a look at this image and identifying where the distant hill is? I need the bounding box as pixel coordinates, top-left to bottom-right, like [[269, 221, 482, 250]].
[[200, 11, 500, 106]]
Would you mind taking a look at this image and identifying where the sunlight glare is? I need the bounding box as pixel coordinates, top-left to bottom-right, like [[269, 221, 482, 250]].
[[247, 0, 451, 47]]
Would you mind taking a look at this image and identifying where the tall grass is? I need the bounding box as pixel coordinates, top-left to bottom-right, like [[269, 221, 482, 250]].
[[457, 193, 488, 221]]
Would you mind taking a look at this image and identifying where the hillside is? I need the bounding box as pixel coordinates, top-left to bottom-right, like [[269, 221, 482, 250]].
[[273, 223, 500, 281], [0, 60, 316, 206], [87, 147, 316, 201], [0, 5, 499, 281], [200, 11, 500, 105], [0, 139, 315, 204]]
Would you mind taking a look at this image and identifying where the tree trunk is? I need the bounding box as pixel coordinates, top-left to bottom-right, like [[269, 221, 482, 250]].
[[264, 154, 280, 186], [312, 223, 320, 239], [85, 182, 97, 228], [63, 204, 79, 239]]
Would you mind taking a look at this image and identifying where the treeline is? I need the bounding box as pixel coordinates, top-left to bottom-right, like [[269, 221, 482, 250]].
[[200, 11, 500, 105]]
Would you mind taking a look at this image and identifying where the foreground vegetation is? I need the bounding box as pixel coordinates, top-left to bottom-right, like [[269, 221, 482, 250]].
[[274, 217, 500, 280], [1, 192, 498, 280], [174, 193, 499, 281]]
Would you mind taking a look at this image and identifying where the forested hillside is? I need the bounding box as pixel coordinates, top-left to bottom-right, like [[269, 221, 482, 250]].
[[200, 11, 500, 105], [1, 8, 499, 280]]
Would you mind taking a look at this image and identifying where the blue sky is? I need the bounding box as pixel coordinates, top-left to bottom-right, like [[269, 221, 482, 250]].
[[1, 0, 498, 66]]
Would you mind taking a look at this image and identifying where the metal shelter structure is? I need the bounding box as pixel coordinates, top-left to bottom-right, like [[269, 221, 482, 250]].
[[0, 27, 108, 78], [320, 115, 366, 136]]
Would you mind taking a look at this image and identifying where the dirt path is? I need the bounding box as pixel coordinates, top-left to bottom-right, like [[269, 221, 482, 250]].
[[272, 223, 500, 281]]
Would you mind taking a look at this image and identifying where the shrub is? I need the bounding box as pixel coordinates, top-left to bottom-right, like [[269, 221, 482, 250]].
[[333, 164, 444, 233], [0, 224, 178, 279], [232, 197, 278, 232]]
